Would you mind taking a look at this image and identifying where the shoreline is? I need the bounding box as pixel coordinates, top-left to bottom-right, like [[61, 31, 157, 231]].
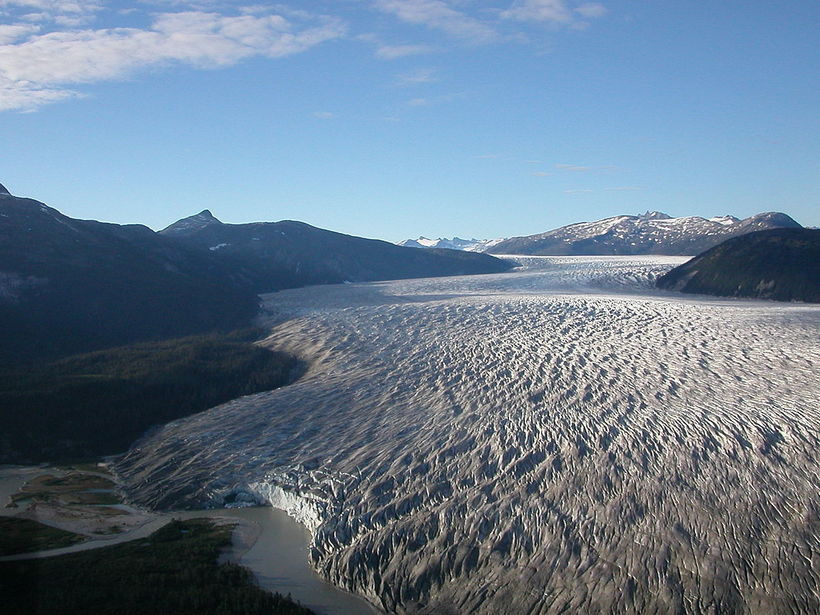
[[0, 465, 382, 614]]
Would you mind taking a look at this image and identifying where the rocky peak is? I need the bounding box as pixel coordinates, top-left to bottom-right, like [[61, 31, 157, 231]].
[[638, 211, 671, 221], [160, 209, 223, 236]]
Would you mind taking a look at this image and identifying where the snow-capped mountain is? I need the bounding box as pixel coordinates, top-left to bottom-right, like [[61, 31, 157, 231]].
[[398, 236, 505, 252], [487, 211, 801, 256]]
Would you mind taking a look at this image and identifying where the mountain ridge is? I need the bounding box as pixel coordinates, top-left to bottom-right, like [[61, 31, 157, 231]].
[[160, 213, 513, 294], [0, 184, 512, 361], [656, 228, 819, 302], [397, 236, 505, 252], [486, 211, 801, 255], [0, 189, 258, 361]]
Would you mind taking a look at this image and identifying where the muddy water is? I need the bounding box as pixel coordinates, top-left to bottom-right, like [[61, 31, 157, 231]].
[[210, 506, 382, 615]]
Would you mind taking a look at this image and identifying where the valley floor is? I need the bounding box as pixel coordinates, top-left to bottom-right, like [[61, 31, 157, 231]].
[[116, 256, 819, 614]]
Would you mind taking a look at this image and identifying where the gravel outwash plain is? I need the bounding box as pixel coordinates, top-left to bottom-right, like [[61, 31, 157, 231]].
[[117, 256, 820, 614]]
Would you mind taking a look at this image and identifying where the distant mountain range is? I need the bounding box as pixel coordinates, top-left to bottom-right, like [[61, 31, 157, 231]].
[[486, 211, 801, 255], [402, 211, 801, 256], [0, 184, 511, 361], [397, 236, 505, 252], [656, 228, 819, 302]]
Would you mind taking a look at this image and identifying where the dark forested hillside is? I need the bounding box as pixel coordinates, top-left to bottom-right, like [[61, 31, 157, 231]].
[[0, 332, 296, 464], [0, 518, 315, 615], [0, 188, 258, 362], [0, 185, 512, 362], [656, 228, 819, 302], [161, 211, 513, 292]]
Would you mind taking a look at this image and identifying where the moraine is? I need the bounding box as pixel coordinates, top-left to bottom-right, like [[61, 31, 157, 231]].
[[117, 256, 819, 614]]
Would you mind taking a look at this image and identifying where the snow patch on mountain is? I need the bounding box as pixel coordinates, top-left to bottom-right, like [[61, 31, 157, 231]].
[[488, 211, 801, 255], [398, 236, 505, 252]]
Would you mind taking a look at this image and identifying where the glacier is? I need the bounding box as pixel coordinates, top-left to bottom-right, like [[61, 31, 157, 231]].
[[116, 256, 819, 614]]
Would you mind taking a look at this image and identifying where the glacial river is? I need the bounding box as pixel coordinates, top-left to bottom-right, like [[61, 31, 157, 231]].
[[212, 506, 382, 615]]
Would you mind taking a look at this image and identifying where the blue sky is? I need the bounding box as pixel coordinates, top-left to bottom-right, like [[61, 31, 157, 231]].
[[1, 1, 817, 241]]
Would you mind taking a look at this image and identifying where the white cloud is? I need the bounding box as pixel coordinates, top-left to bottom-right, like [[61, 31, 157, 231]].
[[564, 188, 593, 193], [312, 110, 336, 119], [406, 91, 462, 107], [0, 23, 40, 44], [605, 186, 641, 191], [555, 163, 619, 172], [375, 43, 435, 59], [0, 0, 100, 12], [0, 0, 102, 23], [575, 3, 607, 19], [53, 13, 93, 26], [0, 9, 345, 111], [501, 0, 573, 23], [396, 67, 438, 85], [374, 0, 496, 43], [501, 0, 608, 25], [0, 77, 80, 111]]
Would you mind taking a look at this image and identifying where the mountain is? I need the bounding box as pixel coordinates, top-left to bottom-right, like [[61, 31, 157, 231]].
[[656, 228, 820, 302], [397, 236, 505, 252], [0, 188, 258, 362], [161, 212, 513, 293], [0, 185, 512, 361], [487, 211, 802, 255]]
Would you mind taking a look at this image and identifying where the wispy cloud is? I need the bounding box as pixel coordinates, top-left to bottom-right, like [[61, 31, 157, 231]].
[[564, 188, 593, 193], [556, 163, 593, 172], [605, 186, 642, 191], [0, 0, 103, 24], [312, 110, 337, 119], [501, 0, 573, 24], [501, 0, 608, 27], [396, 67, 438, 85], [405, 91, 462, 108], [0, 9, 346, 111], [374, 43, 435, 59], [575, 3, 608, 19], [556, 163, 618, 172], [374, 0, 497, 43], [0, 23, 40, 44], [1, 1, 613, 112]]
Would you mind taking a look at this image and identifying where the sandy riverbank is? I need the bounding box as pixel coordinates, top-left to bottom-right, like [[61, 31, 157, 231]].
[[0, 465, 381, 614]]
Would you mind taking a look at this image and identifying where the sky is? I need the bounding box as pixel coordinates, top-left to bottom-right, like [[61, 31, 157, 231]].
[[0, 1, 818, 242]]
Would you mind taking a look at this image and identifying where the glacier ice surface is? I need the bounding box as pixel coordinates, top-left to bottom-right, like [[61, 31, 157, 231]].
[[117, 256, 820, 614]]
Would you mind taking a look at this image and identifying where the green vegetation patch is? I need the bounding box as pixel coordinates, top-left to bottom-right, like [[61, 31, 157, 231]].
[[0, 517, 85, 556], [0, 330, 297, 464], [10, 473, 119, 508], [0, 518, 314, 615]]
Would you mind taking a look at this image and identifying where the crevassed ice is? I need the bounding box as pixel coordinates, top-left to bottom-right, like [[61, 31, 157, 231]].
[[117, 256, 820, 614]]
